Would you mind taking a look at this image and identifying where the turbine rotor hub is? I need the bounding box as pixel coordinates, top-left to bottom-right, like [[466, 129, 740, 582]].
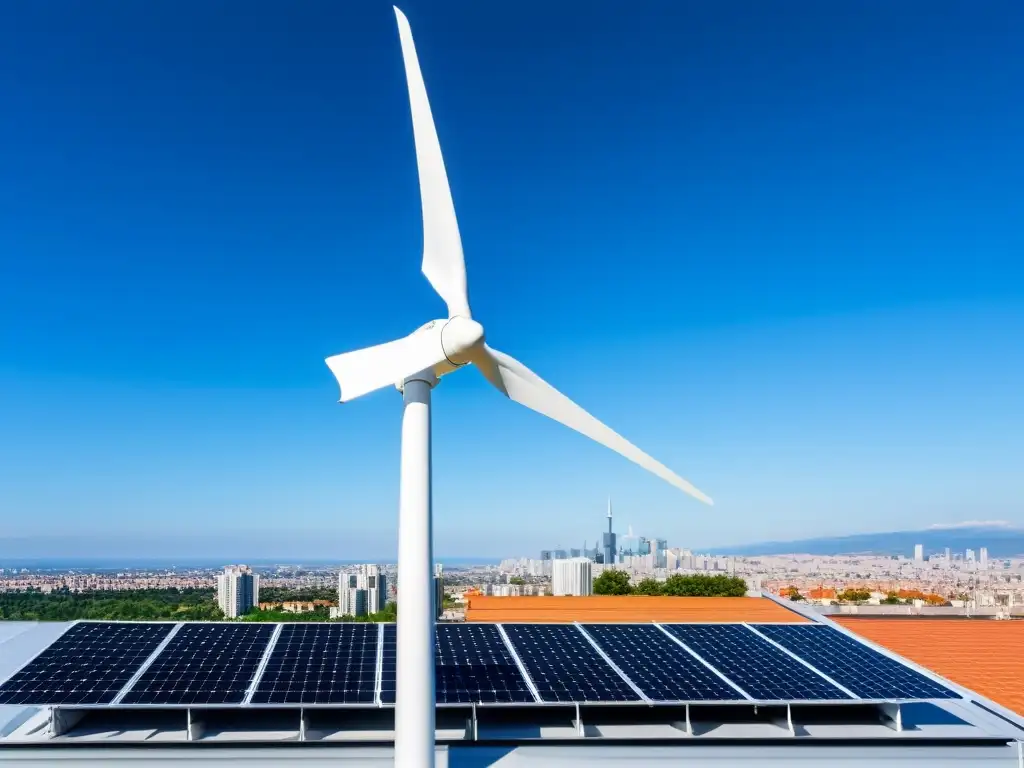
[[441, 316, 485, 365]]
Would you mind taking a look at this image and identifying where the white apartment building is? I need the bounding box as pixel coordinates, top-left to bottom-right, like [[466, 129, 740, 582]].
[[552, 557, 593, 597], [216, 565, 259, 618], [338, 564, 387, 617], [914, 544, 924, 562]]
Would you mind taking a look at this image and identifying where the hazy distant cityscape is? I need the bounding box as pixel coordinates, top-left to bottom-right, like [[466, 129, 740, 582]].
[[3, 507, 1022, 620]]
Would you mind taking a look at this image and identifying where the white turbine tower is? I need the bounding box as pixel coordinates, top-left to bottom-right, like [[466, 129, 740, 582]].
[[325, 7, 714, 766]]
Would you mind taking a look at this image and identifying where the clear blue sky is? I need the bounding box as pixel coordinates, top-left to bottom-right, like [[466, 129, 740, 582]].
[[1, 1, 1022, 561]]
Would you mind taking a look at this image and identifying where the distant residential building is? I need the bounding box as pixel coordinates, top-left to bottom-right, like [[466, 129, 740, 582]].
[[945, 547, 952, 561], [569, 548, 582, 558], [540, 550, 552, 561], [553, 549, 568, 560], [655, 538, 668, 569], [552, 558, 593, 597], [914, 544, 924, 562], [434, 563, 444, 619], [338, 564, 387, 618], [216, 565, 259, 618], [966, 549, 976, 562], [980, 548, 989, 569]]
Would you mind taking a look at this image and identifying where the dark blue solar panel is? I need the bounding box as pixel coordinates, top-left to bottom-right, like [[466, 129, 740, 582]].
[[585, 624, 744, 702], [664, 624, 850, 701], [121, 624, 274, 705], [753, 624, 959, 700], [435, 624, 535, 704], [0, 622, 174, 706], [379, 624, 535, 704], [250, 624, 377, 704], [502, 624, 640, 703], [380, 625, 396, 704]]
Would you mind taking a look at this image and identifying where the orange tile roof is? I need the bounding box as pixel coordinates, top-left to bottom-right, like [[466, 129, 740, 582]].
[[464, 595, 807, 623], [837, 617, 1024, 716]]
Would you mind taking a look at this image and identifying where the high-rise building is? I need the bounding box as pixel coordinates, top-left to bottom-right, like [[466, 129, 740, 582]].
[[945, 547, 951, 561], [540, 550, 552, 561], [569, 548, 581, 558], [553, 549, 568, 560], [655, 538, 668, 569], [216, 565, 259, 618], [338, 564, 387, 617], [914, 544, 924, 562], [980, 548, 989, 569], [639, 537, 652, 556], [602, 498, 617, 565], [433, 563, 444, 618], [552, 557, 593, 596], [966, 549, 976, 562]]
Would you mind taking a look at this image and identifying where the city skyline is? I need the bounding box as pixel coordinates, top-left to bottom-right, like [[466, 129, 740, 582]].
[[2, 2, 1022, 553]]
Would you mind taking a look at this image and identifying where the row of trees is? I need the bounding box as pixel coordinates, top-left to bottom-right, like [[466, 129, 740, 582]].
[[784, 586, 952, 606], [592, 572, 748, 597], [241, 601, 398, 623], [0, 588, 225, 621]]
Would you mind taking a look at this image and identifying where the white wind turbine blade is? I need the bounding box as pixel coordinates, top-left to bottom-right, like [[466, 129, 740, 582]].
[[473, 345, 713, 505], [394, 7, 471, 320], [326, 324, 446, 403]]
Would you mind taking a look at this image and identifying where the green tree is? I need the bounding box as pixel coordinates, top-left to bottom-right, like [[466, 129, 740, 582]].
[[592, 570, 633, 595], [837, 589, 871, 603], [788, 588, 805, 602], [633, 578, 664, 596], [880, 592, 901, 605], [662, 574, 747, 597], [508, 577, 525, 586]]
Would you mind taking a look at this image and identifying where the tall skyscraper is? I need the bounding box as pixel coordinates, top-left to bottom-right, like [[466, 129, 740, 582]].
[[553, 549, 568, 560], [569, 548, 581, 558], [966, 549, 976, 562], [552, 557, 593, 596], [980, 548, 989, 569], [338, 564, 388, 617], [216, 565, 259, 618], [639, 537, 652, 556], [602, 497, 617, 565], [945, 547, 951, 561], [914, 544, 924, 562]]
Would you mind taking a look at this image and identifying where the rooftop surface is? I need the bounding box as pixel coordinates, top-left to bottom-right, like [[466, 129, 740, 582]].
[[838, 617, 1024, 718], [465, 596, 808, 623]]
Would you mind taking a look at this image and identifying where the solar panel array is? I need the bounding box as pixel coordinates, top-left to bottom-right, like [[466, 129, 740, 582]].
[[0, 622, 173, 706], [0, 620, 963, 708]]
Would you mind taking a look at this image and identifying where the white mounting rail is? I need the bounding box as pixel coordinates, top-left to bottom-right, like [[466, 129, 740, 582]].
[[242, 623, 285, 705], [653, 623, 754, 701], [573, 622, 651, 703], [111, 622, 183, 705], [496, 624, 542, 703], [741, 623, 860, 700]]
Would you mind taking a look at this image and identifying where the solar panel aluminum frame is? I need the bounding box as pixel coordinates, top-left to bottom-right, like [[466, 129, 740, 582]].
[[741, 623, 862, 700]]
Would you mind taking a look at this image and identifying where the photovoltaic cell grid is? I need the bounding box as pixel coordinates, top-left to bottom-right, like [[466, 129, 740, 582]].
[[0, 622, 173, 706], [664, 624, 850, 701], [121, 624, 274, 705], [435, 624, 535, 704], [753, 624, 960, 700], [502, 624, 639, 703], [250, 624, 377, 704], [585, 624, 744, 702], [379, 624, 535, 704]]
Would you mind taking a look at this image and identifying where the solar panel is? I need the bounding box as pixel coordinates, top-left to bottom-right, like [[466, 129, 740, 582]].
[[752, 624, 960, 700], [121, 623, 275, 705], [585, 624, 745, 702], [501, 623, 640, 703], [663, 624, 851, 701], [0, 622, 174, 706], [249, 624, 377, 704], [380, 625, 396, 704], [435, 624, 535, 704], [379, 624, 536, 704]]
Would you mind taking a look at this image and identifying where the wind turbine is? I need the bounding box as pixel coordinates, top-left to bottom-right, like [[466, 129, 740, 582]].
[[325, 7, 713, 766]]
